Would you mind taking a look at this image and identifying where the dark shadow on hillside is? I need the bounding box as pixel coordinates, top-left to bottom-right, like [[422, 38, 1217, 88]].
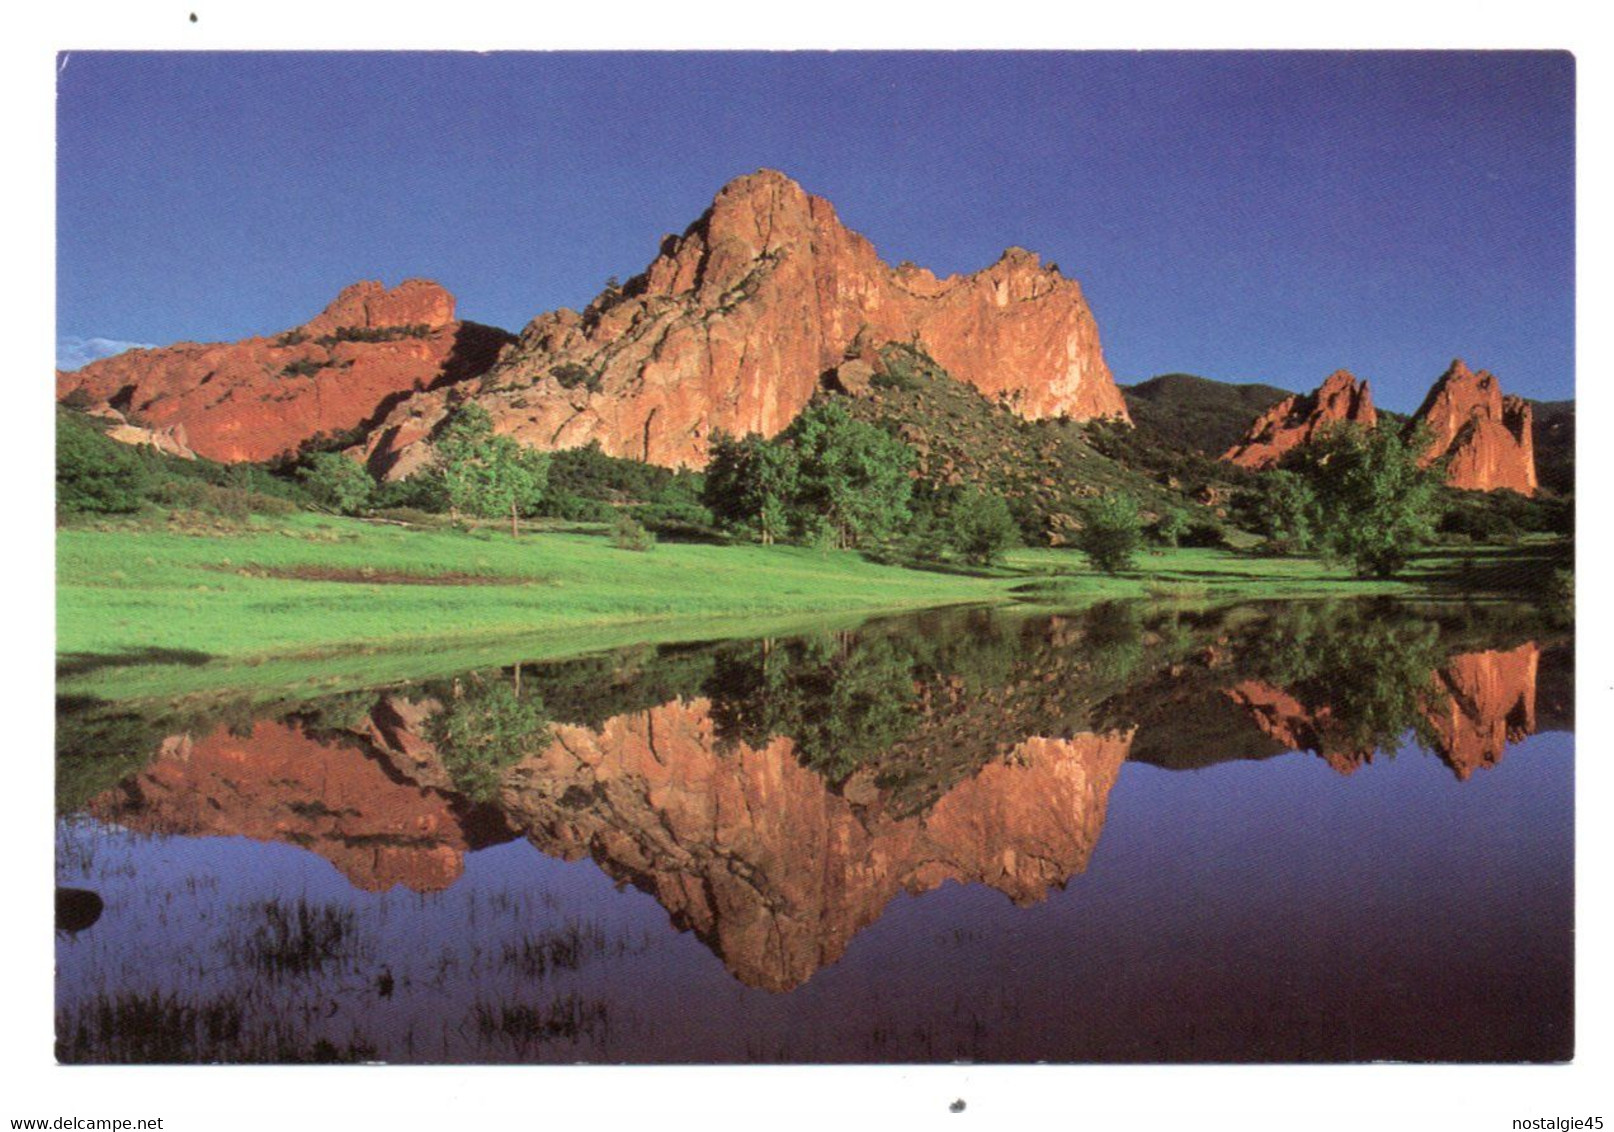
[[58, 647, 215, 679]]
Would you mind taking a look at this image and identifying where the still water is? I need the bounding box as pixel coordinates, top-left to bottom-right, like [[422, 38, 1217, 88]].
[[55, 599, 1573, 1063]]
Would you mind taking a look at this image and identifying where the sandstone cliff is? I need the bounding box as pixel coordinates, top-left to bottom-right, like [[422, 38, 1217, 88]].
[[361, 169, 1128, 476], [1409, 359, 1537, 495], [1220, 370, 1377, 470], [57, 280, 512, 464]]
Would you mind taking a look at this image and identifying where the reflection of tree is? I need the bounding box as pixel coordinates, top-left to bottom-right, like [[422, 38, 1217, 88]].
[[424, 672, 551, 802], [706, 633, 923, 783], [1249, 602, 1447, 756]]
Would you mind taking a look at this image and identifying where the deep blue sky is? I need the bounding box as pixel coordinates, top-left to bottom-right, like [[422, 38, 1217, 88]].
[[56, 51, 1574, 409]]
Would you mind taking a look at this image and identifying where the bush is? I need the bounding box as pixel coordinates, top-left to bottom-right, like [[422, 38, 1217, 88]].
[[610, 511, 656, 552], [297, 452, 374, 515], [551, 363, 603, 393], [1150, 508, 1190, 548], [1075, 493, 1144, 574], [57, 412, 148, 514], [947, 488, 1019, 566]]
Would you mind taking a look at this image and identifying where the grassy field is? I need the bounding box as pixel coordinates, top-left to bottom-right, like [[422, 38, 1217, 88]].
[[57, 511, 1563, 703]]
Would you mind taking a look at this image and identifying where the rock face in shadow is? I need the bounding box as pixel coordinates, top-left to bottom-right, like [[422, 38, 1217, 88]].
[[498, 699, 1132, 991], [87, 710, 479, 893], [362, 169, 1128, 475], [1409, 359, 1537, 495], [56, 280, 512, 464], [1221, 370, 1377, 470], [1225, 642, 1546, 779]]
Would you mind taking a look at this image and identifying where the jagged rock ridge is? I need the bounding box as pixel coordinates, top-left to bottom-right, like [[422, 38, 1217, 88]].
[[1220, 370, 1377, 470], [56, 280, 513, 464], [361, 169, 1128, 476], [1409, 358, 1537, 495]]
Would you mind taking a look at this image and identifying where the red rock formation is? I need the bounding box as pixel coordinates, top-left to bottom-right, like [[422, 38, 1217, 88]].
[[1409, 359, 1537, 495], [56, 280, 512, 464], [499, 699, 1133, 990], [362, 170, 1128, 475], [88, 713, 474, 893], [1221, 370, 1377, 470]]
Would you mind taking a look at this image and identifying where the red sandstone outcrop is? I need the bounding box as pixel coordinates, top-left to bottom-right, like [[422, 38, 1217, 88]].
[[88, 713, 475, 893], [1409, 359, 1537, 495], [1224, 642, 1544, 779], [362, 170, 1128, 475], [1221, 370, 1377, 470], [498, 699, 1133, 991], [56, 280, 511, 464]]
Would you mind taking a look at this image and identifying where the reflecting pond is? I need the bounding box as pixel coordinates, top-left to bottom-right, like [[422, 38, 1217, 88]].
[[55, 598, 1573, 1062]]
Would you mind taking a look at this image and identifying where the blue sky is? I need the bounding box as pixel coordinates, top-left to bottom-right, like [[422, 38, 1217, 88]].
[[56, 51, 1574, 409]]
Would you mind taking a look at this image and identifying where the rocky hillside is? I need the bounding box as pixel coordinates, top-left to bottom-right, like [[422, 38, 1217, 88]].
[[828, 344, 1216, 542], [56, 281, 513, 465], [359, 169, 1129, 477]]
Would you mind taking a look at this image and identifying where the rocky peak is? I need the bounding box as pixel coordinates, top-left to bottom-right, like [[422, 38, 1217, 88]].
[[362, 169, 1129, 473], [301, 278, 457, 337], [1221, 370, 1377, 469], [1409, 359, 1536, 495]]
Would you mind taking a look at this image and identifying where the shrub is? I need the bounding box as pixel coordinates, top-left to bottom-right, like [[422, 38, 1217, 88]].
[[610, 511, 656, 552], [1074, 493, 1144, 574], [57, 412, 148, 514], [947, 488, 1019, 566], [297, 452, 374, 515], [550, 363, 603, 393]]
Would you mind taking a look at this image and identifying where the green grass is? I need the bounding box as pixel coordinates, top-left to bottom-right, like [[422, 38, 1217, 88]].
[[58, 511, 1562, 704]]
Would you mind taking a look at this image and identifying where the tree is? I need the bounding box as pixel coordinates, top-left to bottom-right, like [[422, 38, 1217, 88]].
[[782, 400, 915, 549], [1256, 468, 1319, 554], [298, 451, 373, 515], [947, 488, 1019, 566], [1152, 506, 1190, 548], [702, 431, 799, 545], [434, 404, 550, 536], [57, 411, 148, 514], [1074, 492, 1144, 574], [1283, 423, 1440, 578]]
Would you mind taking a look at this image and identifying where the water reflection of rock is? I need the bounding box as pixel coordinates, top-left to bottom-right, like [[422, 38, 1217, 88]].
[[501, 699, 1132, 991], [88, 710, 508, 892], [75, 602, 1571, 991], [1225, 642, 1553, 779]]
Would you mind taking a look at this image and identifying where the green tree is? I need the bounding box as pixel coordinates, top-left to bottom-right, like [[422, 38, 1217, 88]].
[[1284, 423, 1440, 578], [298, 451, 373, 515], [782, 400, 915, 549], [434, 404, 551, 537], [1257, 468, 1319, 554], [1074, 492, 1144, 574], [57, 411, 148, 514], [947, 488, 1019, 566], [702, 431, 799, 545], [1152, 506, 1190, 548]]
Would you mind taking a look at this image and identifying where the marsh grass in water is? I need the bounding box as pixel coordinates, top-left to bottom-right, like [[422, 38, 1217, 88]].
[[227, 898, 364, 979]]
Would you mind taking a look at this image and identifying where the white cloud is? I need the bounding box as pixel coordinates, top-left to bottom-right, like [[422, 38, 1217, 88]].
[[56, 336, 155, 372]]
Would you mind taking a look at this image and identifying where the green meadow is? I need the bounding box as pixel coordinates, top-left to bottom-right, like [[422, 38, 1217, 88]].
[[56, 511, 1564, 704]]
